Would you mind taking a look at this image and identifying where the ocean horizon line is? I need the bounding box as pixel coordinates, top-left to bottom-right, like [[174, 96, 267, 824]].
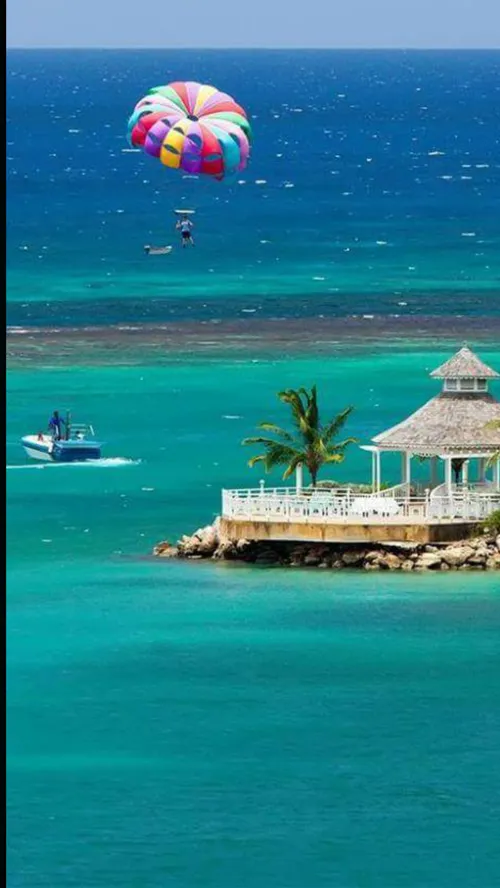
[[6, 45, 500, 52]]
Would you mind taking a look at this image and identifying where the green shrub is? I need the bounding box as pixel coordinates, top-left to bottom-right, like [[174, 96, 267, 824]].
[[313, 480, 393, 493], [480, 509, 500, 534]]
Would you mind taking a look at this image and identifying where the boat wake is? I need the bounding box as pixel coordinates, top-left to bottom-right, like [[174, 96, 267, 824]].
[[7, 457, 141, 470]]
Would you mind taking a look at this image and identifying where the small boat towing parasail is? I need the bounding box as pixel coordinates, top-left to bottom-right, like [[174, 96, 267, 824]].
[[21, 413, 103, 463]]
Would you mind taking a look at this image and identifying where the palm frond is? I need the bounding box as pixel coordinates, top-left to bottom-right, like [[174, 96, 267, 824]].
[[282, 454, 306, 480], [242, 436, 277, 447], [322, 406, 354, 444], [278, 390, 305, 424], [247, 454, 267, 468], [322, 452, 346, 464], [247, 441, 303, 472], [256, 422, 294, 442], [298, 385, 319, 431], [484, 421, 500, 467], [321, 435, 358, 454]]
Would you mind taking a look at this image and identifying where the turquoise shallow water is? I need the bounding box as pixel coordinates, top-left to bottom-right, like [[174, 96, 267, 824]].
[[7, 559, 500, 887], [7, 348, 500, 886], [8, 347, 500, 561]]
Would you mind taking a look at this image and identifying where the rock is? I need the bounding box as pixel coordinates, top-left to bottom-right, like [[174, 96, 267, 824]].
[[155, 521, 500, 571], [212, 540, 237, 560], [291, 546, 308, 559], [474, 544, 489, 556], [342, 550, 365, 566], [304, 554, 321, 566], [236, 538, 251, 552], [180, 542, 200, 557], [468, 553, 488, 566], [154, 539, 170, 551], [414, 552, 442, 570], [441, 545, 474, 568], [175, 523, 222, 558], [379, 553, 402, 571], [153, 542, 178, 558], [194, 524, 219, 555], [383, 541, 419, 552], [255, 553, 278, 565]]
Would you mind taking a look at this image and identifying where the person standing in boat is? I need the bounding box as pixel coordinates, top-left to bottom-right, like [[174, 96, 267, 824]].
[[48, 410, 65, 441]]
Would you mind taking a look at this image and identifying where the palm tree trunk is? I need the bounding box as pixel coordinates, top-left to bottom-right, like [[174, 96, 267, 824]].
[[310, 468, 318, 488]]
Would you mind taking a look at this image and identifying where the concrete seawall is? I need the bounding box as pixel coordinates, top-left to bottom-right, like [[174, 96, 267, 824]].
[[154, 518, 500, 572], [218, 517, 480, 546]]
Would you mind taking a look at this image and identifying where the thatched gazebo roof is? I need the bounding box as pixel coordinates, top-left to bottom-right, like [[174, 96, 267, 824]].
[[430, 345, 499, 379], [372, 347, 500, 456]]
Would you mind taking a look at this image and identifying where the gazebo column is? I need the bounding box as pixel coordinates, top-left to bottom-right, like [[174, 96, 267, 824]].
[[375, 448, 381, 492], [462, 460, 469, 486], [444, 456, 453, 492], [401, 451, 412, 487], [371, 449, 382, 492], [430, 456, 439, 489], [493, 458, 500, 490], [295, 464, 303, 494]]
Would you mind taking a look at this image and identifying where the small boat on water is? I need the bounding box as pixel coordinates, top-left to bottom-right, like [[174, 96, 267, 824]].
[[22, 413, 103, 463]]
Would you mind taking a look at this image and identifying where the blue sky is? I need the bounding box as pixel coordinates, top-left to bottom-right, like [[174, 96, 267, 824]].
[[6, 0, 500, 48]]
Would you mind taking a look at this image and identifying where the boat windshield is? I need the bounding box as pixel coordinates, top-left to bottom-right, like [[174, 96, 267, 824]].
[[68, 423, 95, 440]]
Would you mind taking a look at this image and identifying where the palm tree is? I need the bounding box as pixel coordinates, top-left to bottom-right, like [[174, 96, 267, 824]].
[[485, 419, 500, 467], [242, 386, 357, 487]]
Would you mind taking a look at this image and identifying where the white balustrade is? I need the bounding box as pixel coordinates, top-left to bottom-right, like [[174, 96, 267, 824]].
[[222, 485, 500, 524]]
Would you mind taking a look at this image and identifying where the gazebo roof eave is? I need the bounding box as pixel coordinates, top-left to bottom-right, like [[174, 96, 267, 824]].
[[365, 443, 499, 456]]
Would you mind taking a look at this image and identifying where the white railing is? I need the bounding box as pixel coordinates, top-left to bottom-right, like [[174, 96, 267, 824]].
[[430, 481, 496, 498], [378, 482, 411, 498], [224, 486, 353, 498], [427, 492, 500, 521], [222, 486, 500, 524]]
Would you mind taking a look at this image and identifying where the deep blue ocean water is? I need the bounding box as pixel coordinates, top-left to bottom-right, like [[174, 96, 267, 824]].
[[6, 49, 500, 325], [7, 51, 500, 887]]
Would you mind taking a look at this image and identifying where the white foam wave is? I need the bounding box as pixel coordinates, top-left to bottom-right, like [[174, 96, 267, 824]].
[[7, 458, 141, 471]]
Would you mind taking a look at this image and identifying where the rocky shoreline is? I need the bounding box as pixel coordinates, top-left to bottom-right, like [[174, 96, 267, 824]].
[[154, 519, 500, 571]]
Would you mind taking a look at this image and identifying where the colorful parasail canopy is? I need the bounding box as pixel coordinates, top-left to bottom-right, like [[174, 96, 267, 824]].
[[127, 81, 252, 180]]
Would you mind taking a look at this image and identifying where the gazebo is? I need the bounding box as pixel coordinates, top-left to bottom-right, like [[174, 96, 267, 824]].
[[222, 344, 500, 536], [362, 345, 500, 494]]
